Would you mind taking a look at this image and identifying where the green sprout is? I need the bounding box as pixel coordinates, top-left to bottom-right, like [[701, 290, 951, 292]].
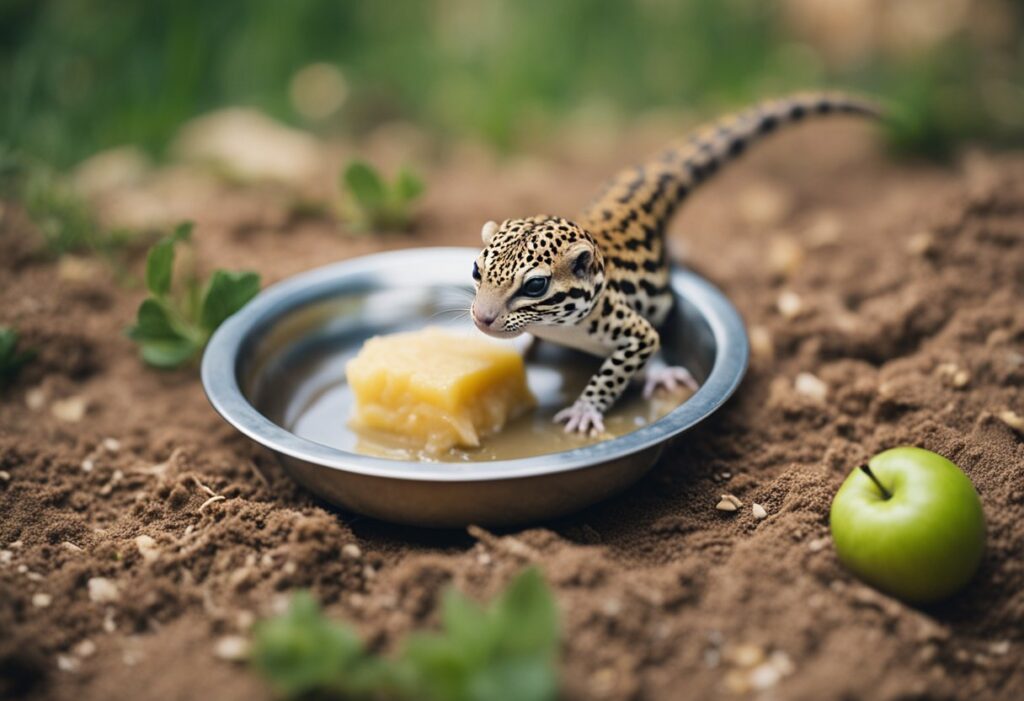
[[0, 327, 35, 392], [341, 160, 425, 233], [251, 567, 559, 701], [127, 222, 260, 369]]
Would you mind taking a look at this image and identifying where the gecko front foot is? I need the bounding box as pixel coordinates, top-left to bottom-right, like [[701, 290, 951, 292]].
[[643, 365, 700, 399], [554, 400, 606, 436]]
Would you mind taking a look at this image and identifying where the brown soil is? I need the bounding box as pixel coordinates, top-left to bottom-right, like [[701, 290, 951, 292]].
[[1, 121, 1023, 701]]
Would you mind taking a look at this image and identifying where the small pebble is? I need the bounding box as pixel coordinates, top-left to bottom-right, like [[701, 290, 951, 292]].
[[32, 592, 52, 608], [62, 541, 83, 553], [716, 498, 737, 513], [767, 236, 805, 278], [906, 231, 935, 256], [0, 550, 11, 565], [996, 410, 1023, 433], [213, 635, 250, 661], [989, 640, 1010, 656], [794, 372, 827, 402], [752, 503, 768, 520], [807, 536, 830, 553], [74, 639, 97, 658], [81, 459, 94, 473], [0, 470, 10, 482], [57, 654, 80, 673], [776, 291, 803, 319], [748, 325, 774, 362], [748, 662, 782, 690], [88, 577, 120, 603], [51, 396, 88, 423], [25, 387, 46, 411], [135, 535, 160, 563], [728, 643, 765, 668], [102, 438, 121, 452], [341, 543, 362, 559]]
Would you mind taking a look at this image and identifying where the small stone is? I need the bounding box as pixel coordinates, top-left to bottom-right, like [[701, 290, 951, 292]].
[[748, 662, 782, 690], [0, 470, 10, 482], [767, 236, 805, 278], [776, 291, 803, 319], [794, 372, 828, 402], [0, 550, 11, 565], [769, 650, 795, 676], [32, 592, 52, 608], [134, 535, 160, 563], [952, 370, 970, 388], [906, 231, 935, 256], [57, 654, 80, 673], [748, 325, 774, 362], [81, 459, 94, 473], [102, 609, 117, 633], [9, 540, 23, 550], [716, 498, 737, 512], [728, 643, 765, 668], [723, 493, 742, 507], [213, 635, 250, 661], [282, 561, 297, 575], [74, 639, 97, 658], [989, 640, 1010, 656], [62, 541, 83, 553], [88, 577, 120, 603], [341, 543, 362, 559], [26, 387, 46, 411], [752, 503, 768, 520], [26, 572, 43, 582], [102, 438, 121, 452], [805, 212, 842, 247], [807, 536, 830, 553], [738, 183, 792, 226], [51, 396, 88, 423], [996, 411, 1024, 433]]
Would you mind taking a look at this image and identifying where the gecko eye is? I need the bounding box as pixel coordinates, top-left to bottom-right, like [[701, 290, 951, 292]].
[[472, 262, 481, 281], [521, 276, 549, 297]]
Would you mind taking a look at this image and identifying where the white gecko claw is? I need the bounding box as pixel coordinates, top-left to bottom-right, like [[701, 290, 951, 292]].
[[554, 400, 606, 436], [643, 365, 700, 399]]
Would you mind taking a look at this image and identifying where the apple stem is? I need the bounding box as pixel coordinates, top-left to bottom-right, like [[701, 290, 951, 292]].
[[859, 464, 892, 500]]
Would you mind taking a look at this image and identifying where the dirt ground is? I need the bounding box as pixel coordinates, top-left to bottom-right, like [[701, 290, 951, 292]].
[[1, 118, 1022, 701]]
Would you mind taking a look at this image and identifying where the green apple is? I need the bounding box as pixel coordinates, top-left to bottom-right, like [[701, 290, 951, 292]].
[[829, 446, 986, 605]]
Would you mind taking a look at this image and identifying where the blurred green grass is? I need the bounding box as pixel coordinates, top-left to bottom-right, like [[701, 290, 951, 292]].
[[2, 0, 1021, 168]]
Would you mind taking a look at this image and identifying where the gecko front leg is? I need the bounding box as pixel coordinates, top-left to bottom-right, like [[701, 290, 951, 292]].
[[554, 302, 660, 436]]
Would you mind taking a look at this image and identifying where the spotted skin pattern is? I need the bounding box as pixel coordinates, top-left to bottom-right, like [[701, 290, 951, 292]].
[[471, 93, 881, 434]]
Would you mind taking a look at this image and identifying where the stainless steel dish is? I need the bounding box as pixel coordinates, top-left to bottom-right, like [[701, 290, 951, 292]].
[[201, 247, 748, 527]]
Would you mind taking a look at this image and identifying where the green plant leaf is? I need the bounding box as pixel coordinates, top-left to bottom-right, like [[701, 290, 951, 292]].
[[139, 338, 199, 368], [343, 161, 387, 210], [128, 299, 180, 341], [251, 592, 389, 699], [144, 222, 192, 297], [491, 568, 558, 656], [0, 327, 35, 391], [199, 270, 260, 332], [394, 168, 425, 203]]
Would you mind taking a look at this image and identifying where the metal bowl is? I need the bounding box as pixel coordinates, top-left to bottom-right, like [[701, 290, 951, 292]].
[[202, 247, 748, 527]]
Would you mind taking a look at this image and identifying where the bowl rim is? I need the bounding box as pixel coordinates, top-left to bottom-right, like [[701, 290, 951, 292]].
[[201, 246, 748, 482]]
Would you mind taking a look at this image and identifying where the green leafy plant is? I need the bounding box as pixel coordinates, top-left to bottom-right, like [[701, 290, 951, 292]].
[[127, 222, 260, 368], [0, 327, 35, 392], [341, 161, 425, 233], [251, 567, 559, 701]]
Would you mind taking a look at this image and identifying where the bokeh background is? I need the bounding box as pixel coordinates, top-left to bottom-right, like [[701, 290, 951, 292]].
[[3, 0, 1022, 169]]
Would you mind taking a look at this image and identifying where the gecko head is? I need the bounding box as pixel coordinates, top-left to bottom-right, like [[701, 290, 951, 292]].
[[471, 216, 605, 338]]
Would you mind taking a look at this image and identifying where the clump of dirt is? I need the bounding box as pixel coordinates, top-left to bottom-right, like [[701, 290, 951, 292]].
[[1, 122, 1022, 701]]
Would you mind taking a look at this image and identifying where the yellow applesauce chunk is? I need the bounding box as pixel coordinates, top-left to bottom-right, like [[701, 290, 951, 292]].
[[346, 328, 535, 454]]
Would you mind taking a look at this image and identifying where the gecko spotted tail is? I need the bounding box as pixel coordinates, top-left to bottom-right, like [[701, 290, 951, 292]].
[[471, 92, 882, 435]]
